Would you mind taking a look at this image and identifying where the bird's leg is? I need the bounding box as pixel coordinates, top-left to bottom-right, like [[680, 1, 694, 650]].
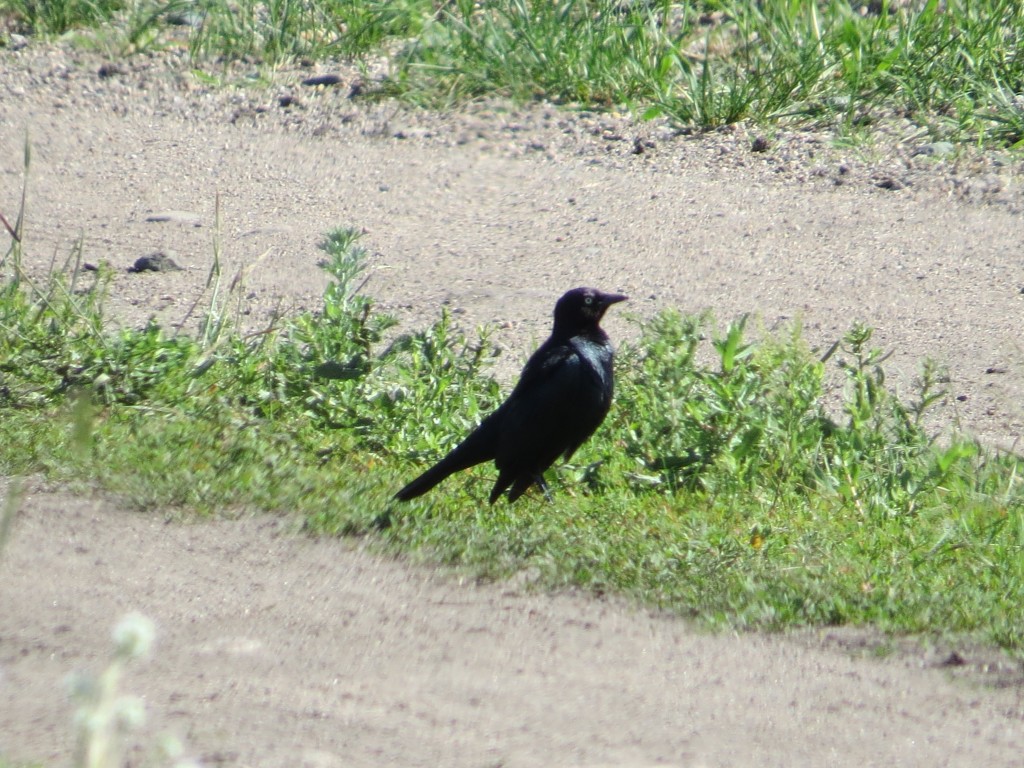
[[534, 474, 553, 503]]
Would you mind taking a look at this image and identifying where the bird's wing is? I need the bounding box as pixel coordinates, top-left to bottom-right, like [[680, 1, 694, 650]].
[[497, 342, 599, 455], [507, 339, 578, 398]]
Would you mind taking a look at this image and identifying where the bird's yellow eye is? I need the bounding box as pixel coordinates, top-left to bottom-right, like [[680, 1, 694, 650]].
[[584, 296, 593, 305]]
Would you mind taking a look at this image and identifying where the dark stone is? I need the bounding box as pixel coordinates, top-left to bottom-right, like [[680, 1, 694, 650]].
[[301, 74, 342, 87], [128, 252, 183, 273]]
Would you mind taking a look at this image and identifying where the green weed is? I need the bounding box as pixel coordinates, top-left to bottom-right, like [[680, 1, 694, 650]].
[[387, 0, 689, 108]]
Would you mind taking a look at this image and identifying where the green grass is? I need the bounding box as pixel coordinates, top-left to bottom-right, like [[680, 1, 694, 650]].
[[0, 0, 125, 34], [1, 147, 1022, 651], [3, 0, 1024, 147]]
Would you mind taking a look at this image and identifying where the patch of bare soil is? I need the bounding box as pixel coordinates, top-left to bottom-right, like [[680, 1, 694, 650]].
[[3, 488, 1024, 768], [1, 42, 1023, 766]]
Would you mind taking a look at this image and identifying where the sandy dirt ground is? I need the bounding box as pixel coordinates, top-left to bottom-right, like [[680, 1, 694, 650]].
[[1, 42, 1023, 767]]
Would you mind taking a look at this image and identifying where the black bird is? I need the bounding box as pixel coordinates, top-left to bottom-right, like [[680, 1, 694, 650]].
[[395, 287, 627, 504]]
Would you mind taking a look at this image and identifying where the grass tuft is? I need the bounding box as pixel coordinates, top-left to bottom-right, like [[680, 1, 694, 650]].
[[4, 1, 1024, 146]]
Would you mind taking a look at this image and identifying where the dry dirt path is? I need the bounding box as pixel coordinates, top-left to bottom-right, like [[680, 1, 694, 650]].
[[1, 44, 1023, 767], [3, 491, 1024, 768]]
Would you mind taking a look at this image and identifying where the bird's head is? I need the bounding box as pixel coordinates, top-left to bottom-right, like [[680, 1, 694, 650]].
[[553, 287, 628, 334]]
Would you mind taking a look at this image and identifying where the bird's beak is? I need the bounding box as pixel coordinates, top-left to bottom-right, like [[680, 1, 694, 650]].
[[601, 293, 628, 306]]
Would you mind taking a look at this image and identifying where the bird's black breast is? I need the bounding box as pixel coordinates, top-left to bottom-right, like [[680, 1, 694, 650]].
[[568, 335, 614, 400]]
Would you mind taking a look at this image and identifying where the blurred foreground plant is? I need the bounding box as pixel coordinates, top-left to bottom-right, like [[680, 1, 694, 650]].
[[70, 613, 197, 768]]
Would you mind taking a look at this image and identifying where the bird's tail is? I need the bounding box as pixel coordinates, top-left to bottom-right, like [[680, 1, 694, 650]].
[[394, 423, 497, 501], [394, 458, 458, 501]]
